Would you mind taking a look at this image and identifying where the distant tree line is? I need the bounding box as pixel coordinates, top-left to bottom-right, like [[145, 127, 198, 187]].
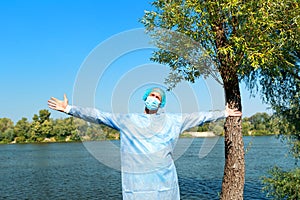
[[0, 109, 119, 144], [0, 109, 288, 144], [186, 112, 281, 136]]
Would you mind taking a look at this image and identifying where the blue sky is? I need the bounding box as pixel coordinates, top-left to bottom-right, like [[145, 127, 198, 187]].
[[0, 0, 269, 123]]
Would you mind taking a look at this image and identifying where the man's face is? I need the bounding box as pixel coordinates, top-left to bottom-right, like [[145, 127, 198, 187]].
[[148, 91, 162, 103]]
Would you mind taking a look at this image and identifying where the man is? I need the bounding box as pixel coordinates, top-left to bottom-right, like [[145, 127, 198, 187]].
[[48, 87, 242, 200]]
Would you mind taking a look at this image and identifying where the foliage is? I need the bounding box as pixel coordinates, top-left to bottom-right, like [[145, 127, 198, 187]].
[[141, 0, 299, 91], [258, 6, 299, 197], [265, 55, 300, 159], [0, 118, 14, 133], [242, 113, 277, 136], [0, 110, 119, 144], [14, 118, 30, 138], [274, 113, 300, 160], [0, 118, 15, 143], [262, 68, 299, 200], [262, 166, 300, 200]]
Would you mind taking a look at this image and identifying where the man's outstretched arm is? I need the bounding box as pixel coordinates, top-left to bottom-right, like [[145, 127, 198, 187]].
[[47, 94, 120, 130]]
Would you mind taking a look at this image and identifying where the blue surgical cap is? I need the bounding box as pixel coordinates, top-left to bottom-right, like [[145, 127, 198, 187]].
[[142, 87, 166, 108]]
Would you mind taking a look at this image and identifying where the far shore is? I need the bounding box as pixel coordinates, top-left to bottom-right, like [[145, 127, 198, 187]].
[[182, 131, 217, 138], [0, 133, 277, 145]]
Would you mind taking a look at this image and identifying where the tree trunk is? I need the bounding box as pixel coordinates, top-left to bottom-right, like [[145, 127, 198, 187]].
[[220, 73, 245, 200], [210, 11, 245, 198]]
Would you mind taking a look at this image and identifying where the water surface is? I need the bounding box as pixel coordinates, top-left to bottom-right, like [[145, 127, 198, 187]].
[[0, 136, 295, 199]]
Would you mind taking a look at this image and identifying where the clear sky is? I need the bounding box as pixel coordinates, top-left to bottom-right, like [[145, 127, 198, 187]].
[[0, 0, 269, 123]]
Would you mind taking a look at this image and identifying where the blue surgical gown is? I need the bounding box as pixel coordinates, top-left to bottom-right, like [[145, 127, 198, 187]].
[[67, 106, 226, 200]]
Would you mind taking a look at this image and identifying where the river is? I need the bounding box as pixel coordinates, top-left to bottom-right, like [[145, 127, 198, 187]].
[[0, 136, 295, 199]]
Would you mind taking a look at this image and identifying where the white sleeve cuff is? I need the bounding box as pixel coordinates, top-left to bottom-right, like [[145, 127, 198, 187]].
[[64, 105, 71, 113]]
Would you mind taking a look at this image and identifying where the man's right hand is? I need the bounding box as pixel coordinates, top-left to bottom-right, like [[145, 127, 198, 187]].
[[48, 94, 68, 112]]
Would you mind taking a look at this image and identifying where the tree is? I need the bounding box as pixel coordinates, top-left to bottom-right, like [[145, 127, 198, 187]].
[[246, 112, 274, 135], [141, 0, 299, 198], [30, 109, 52, 141], [52, 117, 79, 141], [0, 118, 15, 143], [241, 118, 253, 136], [38, 109, 51, 124], [14, 117, 31, 142], [2, 128, 15, 143], [0, 118, 14, 133], [30, 120, 41, 142]]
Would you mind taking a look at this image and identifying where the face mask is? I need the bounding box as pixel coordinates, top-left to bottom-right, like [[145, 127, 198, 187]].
[[145, 96, 161, 111]]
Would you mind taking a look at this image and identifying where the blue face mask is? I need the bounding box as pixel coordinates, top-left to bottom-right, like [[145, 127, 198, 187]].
[[145, 96, 161, 111]]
